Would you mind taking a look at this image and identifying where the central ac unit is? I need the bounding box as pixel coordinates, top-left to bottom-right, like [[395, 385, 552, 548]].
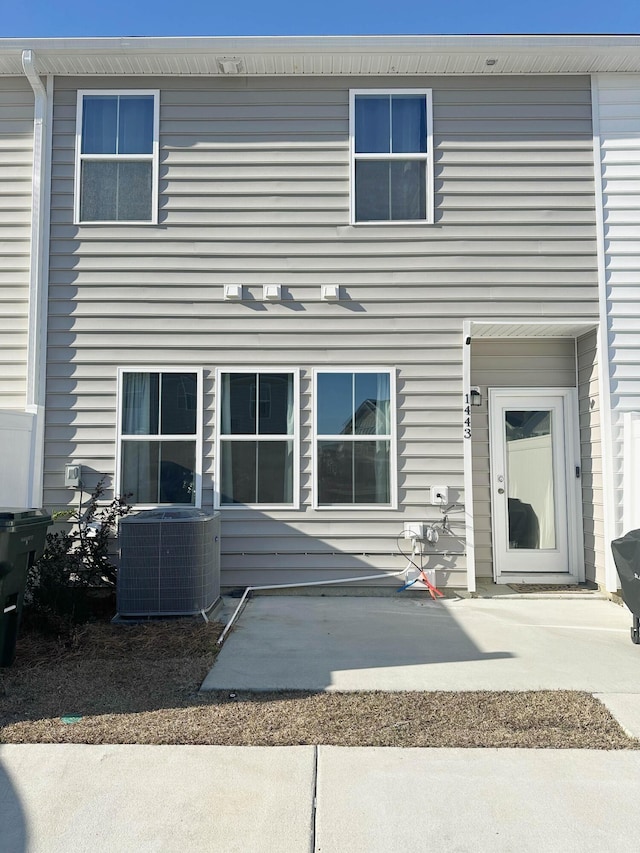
[[117, 508, 221, 618]]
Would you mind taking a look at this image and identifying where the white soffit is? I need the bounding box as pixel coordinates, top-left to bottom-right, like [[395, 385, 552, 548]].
[[0, 35, 639, 76], [470, 321, 598, 338]]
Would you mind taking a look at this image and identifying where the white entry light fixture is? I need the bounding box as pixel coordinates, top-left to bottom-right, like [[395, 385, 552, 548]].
[[224, 284, 243, 301], [263, 284, 282, 301], [321, 284, 340, 301]]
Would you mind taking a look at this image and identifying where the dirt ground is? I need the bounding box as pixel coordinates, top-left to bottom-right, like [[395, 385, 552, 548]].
[[0, 620, 636, 749]]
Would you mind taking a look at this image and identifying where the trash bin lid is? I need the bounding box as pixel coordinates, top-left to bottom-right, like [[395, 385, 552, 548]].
[[0, 508, 52, 530], [0, 508, 49, 521]]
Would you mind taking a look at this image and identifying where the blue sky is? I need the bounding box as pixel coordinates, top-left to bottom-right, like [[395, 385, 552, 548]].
[[2, 0, 639, 38]]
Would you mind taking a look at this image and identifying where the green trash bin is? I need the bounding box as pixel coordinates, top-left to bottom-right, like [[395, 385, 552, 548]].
[[0, 508, 51, 667]]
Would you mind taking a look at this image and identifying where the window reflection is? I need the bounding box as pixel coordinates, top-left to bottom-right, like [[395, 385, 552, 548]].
[[353, 91, 429, 223], [317, 371, 393, 505], [505, 410, 556, 550]]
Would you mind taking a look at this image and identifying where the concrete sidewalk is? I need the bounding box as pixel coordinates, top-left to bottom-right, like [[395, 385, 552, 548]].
[[3, 744, 640, 853], [0, 744, 314, 853]]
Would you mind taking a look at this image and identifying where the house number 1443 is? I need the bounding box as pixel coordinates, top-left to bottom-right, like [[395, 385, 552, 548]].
[[463, 395, 471, 439]]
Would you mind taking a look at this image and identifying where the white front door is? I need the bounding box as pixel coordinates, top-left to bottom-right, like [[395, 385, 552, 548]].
[[489, 389, 583, 583]]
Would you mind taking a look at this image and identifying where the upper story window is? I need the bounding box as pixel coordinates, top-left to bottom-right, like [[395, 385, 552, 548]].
[[350, 90, 433, 224], [75, 90, 159, 224]]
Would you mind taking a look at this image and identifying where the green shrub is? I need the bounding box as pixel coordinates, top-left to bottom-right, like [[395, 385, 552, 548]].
[[26, 479, 131, 633]]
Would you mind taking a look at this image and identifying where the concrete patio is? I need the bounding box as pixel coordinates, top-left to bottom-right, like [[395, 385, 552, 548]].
[[200, 594, 640, 736], [201, 594, 639, 693]]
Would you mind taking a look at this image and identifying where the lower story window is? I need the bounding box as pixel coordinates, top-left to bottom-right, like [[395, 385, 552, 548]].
[[217, 370, 298, 507], [315, 370, 394, 506], [118, 370, 201, 505]]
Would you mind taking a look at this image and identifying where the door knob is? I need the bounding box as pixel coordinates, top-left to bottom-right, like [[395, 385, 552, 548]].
[[498, 488, 505, 495]]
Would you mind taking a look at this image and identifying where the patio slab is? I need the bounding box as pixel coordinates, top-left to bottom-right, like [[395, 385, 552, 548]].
[[201, 595, 640, 692]]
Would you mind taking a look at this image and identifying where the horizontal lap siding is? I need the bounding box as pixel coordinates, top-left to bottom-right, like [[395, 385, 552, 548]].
[[470, 338, 577, 578], [45, 75, 598, 587], [594, 74, 640, 536], [0, 79, 33, 409]]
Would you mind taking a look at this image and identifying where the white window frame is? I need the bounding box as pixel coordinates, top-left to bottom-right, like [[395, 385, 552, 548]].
[[313, 367, 398, 509], [349, 88, 434, 226], [214, 368, 300, 510], [115, 367, 203, 508], [74, 89, 160, 225]]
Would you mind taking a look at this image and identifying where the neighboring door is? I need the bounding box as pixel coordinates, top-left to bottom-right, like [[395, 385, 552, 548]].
[[489, 389, 582, 583]]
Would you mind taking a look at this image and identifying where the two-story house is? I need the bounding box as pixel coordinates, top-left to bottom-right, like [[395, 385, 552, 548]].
[[0, 35, 639, 595]]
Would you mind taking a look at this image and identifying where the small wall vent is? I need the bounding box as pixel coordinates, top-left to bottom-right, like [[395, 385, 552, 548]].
[[263, 284, 282, 301]]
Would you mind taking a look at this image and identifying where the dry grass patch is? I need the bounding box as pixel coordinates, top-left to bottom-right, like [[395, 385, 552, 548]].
[[1, 620, 637, 749]]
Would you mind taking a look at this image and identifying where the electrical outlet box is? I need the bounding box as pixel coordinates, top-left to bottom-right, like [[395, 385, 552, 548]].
[[430, 486, 449, 506], [65, 464, 82, 488], [421, 568, 437, 588], [404, 565, 420, 584], [403, 522, 424, 539]]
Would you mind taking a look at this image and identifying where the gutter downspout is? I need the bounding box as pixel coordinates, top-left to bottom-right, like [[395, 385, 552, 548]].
[[591, 74, 619, 593], [22, 51, 52, 508]]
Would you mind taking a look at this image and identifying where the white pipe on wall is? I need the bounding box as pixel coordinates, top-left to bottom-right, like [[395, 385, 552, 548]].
[[591, 74, 619, 593], [21, 51, 52, 508], [215, 548, 465, 647], [215, 567, 414, 647]]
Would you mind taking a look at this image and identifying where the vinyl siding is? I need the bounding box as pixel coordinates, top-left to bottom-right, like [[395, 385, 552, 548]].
[[470, 338, 577, 579], [577, 330, 605, 583], [0, 78, 33, 410], [44, 74, 598, 587], [593, 74, 640, 537]]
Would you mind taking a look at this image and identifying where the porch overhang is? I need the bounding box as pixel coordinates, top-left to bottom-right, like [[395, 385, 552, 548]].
[[469, 320, 598, 339], [462, 317, 601, 595]]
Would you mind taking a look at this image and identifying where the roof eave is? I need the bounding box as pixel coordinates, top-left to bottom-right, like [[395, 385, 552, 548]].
[[0, 34, 639, 76]]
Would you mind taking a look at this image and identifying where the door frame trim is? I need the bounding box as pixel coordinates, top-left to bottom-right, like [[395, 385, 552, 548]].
[[488, 387, 585, 585]]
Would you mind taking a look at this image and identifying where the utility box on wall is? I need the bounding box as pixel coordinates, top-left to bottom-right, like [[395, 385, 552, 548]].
[[117, 509, 221, 618], [0, 412, 34, 507]]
